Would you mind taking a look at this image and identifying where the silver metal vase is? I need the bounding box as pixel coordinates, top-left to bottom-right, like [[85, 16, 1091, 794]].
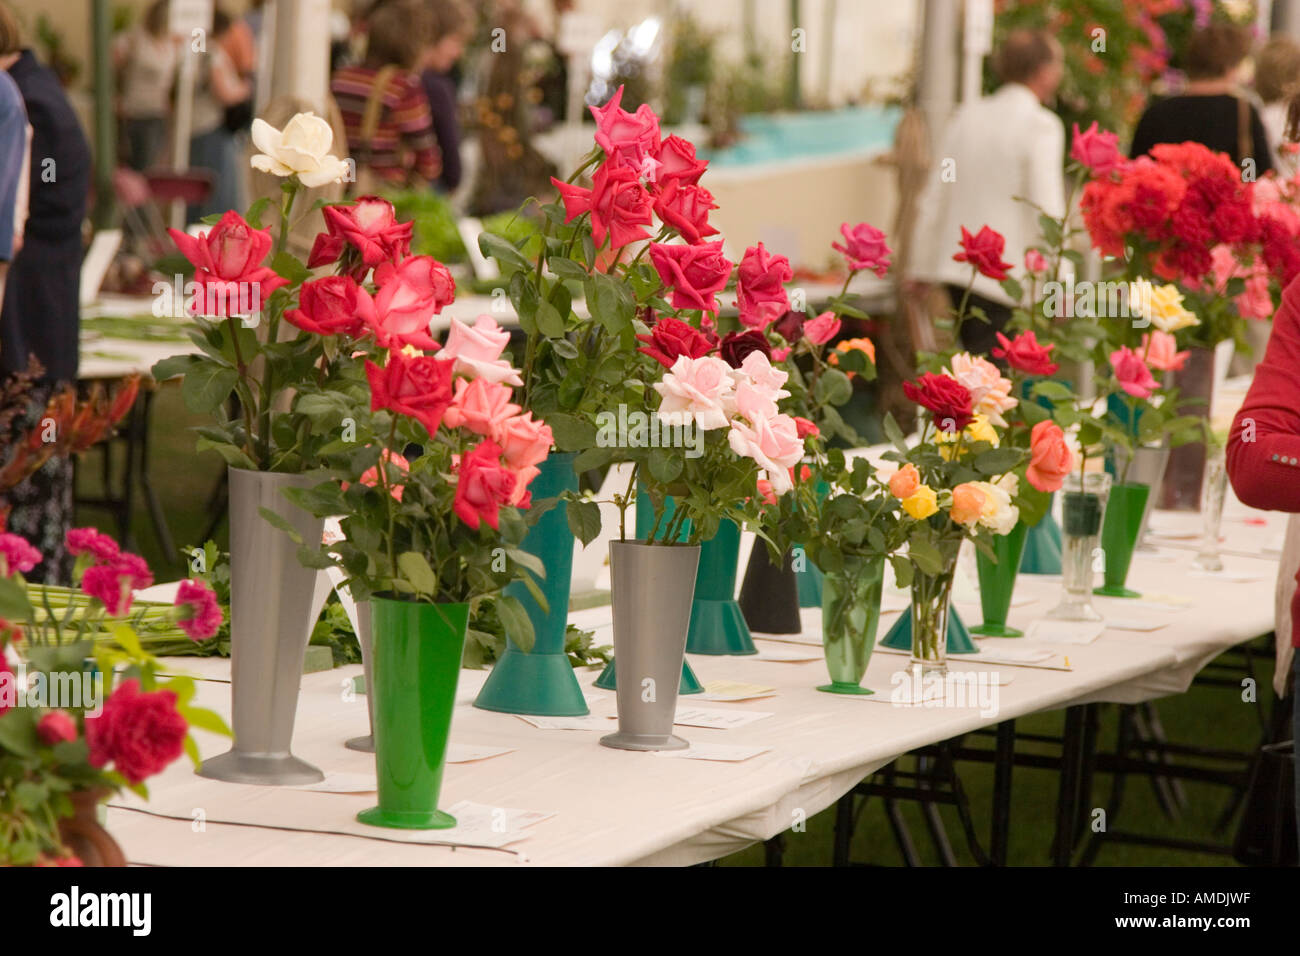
[[198, 468, 327, 785], [601, 540, 701, 752], [344, 600, 375, 752]]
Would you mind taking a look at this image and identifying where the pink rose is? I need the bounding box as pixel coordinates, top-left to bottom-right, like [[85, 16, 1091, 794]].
[[0, 533, 41, 576], [285, 275, 368, 338], [365, 351, 455, 437], [738, 350, 791, 405], [358, 448, 410, 501], [552, 163, 654, 250], [953, 225, 1014, 281], [727, 413, 804, 494], [803, 311, 841, 345], [168, 211, 288, 316], [1024, 249, 1050, 274], [85, 679, 187, 785], [453, 440, 520, 531], [652, 180, 718, 245], [589, 86, 661, 174], [654, 355, 737, 430], [654, 134, 708, 188], [947, 353, 1017, 426], [309, 196, 413, 276], [1110, 346, 1158, 399], [734, 243, 792, 329], [361, 255, 456, 351], [1071, 122, 1125, 179], [1236, 273, 1274, 320], [438, 315, 523, 386], [832, 222, 892, 277], [497, 413, 553, 470], [794, 416, 819, 439], [173, 579, 223, 641], [37, 710, 78, 745], [649, 241, 733, 315], [1140, 331, 1189, 372], [444, 377, 523, 440]]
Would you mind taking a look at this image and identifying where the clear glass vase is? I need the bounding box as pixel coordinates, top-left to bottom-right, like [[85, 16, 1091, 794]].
[[1046, 472, 1112, 622], [1193, 446, 1228, 572], [910, 540, 961, 677]]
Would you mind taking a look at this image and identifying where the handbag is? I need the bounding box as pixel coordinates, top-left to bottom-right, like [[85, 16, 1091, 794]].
[[1232, 736, 1298, 865]]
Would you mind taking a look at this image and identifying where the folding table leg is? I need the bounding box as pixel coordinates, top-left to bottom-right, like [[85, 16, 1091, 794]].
[[990, 720, 1015, 866], [832, 792, 856, 867], [1051, 706, 1085, 866]]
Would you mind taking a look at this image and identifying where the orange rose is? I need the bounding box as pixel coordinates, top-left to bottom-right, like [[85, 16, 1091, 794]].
[[1026, 420, 1073, 493], [889, 463, 921, 499], [950, 482, 986, 526]]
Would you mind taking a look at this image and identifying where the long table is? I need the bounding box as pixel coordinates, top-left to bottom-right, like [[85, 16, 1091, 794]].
[[101, 500, 1286, 866]]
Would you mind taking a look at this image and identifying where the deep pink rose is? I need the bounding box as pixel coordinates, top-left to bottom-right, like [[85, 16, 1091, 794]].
[[85, 679, 187, 785], [65, 528, 120, 563], [1024, 249, 1050, 274], [552, 163, 653, 250], [654, 134, 708, 188], [803, 311, 842, 345], [652, 180, 718, 244], [953, 225, 1014, 281], [1070, 122, 1125, 179], [1110, 346, 1158, 399], [453, 440, 520, 530], [37, 710, 78, 745], [589, 85, 662, 174], [832, 222, 892, 277], [649, 241, 733, 314], [308, 196, 413, 275], [284, 275, 368, 338], [735, 243, 792, 329], [81, 553, 154, 617], [992, 330, 1059, 376], [636, 315, 717, 368], [365, 351, 456, 436], [360, 255, 456, 351], [168, 211, 288, 316], [174, 579, 223, 641]]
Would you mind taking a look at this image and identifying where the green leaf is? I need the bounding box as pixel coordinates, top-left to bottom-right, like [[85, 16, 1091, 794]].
[[545, 412, 596, 450], [813, 368, 853, 407], [496, 593, 535, 653], [908, 537, 944, 576], [479, 232, 534, 273], [883, 413, 910, 454], [648, 446, 684, 483], [0, 575, 33, 620], [151, 353, 202, 382], [535, 300, 566, 337], [195, 437, 258, 470], [271, 251, 312, 285], [180, 363, 239, 414], [566, 499, 603, 546], [0, 709, 37, 757], [177, 704, 233, 737], [548, 256, 589, 280], [972, 447, 1024, 476], [257, 506, 305, 545], [397, 552, 438, 596]]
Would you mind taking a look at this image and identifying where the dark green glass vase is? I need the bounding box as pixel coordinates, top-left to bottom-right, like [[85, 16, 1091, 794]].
[[971, 522, 1030, 637], [358, 597, 468, 830]]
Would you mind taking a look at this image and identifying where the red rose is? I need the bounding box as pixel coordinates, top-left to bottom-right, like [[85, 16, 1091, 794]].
[[772, 309, 805, 343], [735, 243, 792, 329], [589, 85, 661, 174], [360, 255, 456, 351], [85, 679, 187, 784], [37, 710, 78, 745], [652, 180, 718, 245], [168, 211, 288, 316], [903, 372, 974, 432], [832, 222, 892, 277], [284, 275, 368, 338], [636, 316, 716, 368], [309, 196, 413, 276], [1210, 198, 1257, 245], [992, 330, 1059, 377], [794, 416, 819, 438], [366, 351, 456, 437], [552, 163, 653, 250], [654, 134, 708, 188], [1070, 121, 1125, 179], [952, 225, 1013, 282], [453, 440, 519, 531], [649, 241, 732, 314], [719, 329, 772, 368]]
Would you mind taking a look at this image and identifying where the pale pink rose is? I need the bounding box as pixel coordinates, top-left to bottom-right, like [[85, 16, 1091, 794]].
[[738, 350, 790, 403], [1024, 249, 1050, 274], [1236, 273, 1274, 320], [1140, 331, 1189, 372], [497, 413, 553, 470], [655, 355, 737, 430], [438, 315, 523, 386], [728, 413, 804, 494], [443, 377, 521, 439], [803, 311, 841, 345], [946, 353, 1017, 427], [734, 378, 780, 424]]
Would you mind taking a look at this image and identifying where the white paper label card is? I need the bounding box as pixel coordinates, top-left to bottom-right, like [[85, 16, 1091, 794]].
[[1105, 618, 1169, 632], [514, 714, 608, 731], [1026, 619, 1105, 644], [672, 707, 774, 729], [697, 681, 777, 701], [652, 743, 771, 762]]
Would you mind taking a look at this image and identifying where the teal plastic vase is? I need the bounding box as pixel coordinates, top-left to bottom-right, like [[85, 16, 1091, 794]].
[[475, 453, 587, 716], [971, 522, 1030, 637], [594, 654, 704, 693], [880, 603, 977, 654], [1094, 482, 1150, 598], [686, 519, 756, 655], [1021, 502, 1062, 575], [797, 478, 830, 608], [358, 598, 468, 830]]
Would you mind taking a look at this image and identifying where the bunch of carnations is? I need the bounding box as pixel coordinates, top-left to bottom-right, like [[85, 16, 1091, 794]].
[[0, 529, 229, 866]]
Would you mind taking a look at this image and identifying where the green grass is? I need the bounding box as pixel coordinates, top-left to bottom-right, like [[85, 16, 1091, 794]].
[[75, 385, 1279, 867]]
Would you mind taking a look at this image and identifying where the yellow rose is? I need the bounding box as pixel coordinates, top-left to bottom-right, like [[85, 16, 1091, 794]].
[[901, 484, 939, 520], [938, 413, 998, 459], [1130, 278, 1199, 333]]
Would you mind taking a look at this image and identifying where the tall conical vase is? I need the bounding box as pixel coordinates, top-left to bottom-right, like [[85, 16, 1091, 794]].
[[738, 545, 801, 634], [357, 597, 468, 830], [345, 600, 375, 752], [1159, 346, 1214, 511], [818, 554, 885, 694], [1094, 482, 1149, 598], [601, 540, 700, 751], [686, 519, 756, 655], [910, 540, 962, 677], [475, 452, 587, 715], [199, 468, 326, 785], [971, 522, 1030, 637], [797, 477, 830, 607]]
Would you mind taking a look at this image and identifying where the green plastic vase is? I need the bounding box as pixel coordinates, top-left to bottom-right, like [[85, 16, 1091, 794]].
[[475, 453, 587, 716], [1021, 501, 1062, 575], [1094, 482, 1150, 598], [358, 597, 468, 830], [818, 554, 885, 694], [686, 519, 756, 655], [971, 522, 1030, 637]]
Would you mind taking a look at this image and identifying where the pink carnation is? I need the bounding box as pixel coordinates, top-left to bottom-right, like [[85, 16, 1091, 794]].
[[65, 527, 121, 563], [0, 533, 41, 575], [174, 579, 223, 641]]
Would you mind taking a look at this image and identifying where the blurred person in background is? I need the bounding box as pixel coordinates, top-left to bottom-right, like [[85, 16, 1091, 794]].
[[0, 1, 91, 581], [419, 0, 471, 194], [1130, 22, 1273, 175], [907, 29, 1066, 356], [188, 7, 251, 221], [220, 0, 257, 135], [112, 0, 178, 171], [1256, 35, 1300, 180], [0, 9, 26, 295], [332, 0, 441, 191]]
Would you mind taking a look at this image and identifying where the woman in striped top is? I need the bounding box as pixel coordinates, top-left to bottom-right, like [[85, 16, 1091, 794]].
[[331, 0, 441, 189]]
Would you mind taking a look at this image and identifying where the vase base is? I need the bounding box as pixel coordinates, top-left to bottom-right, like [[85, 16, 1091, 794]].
[[197, 749, 324, 786], [473, 650, 590, 716], [1094, 585, 1141, 598], [344, 734, 375, 753], [593, 658, 705, 694], [908, 660, 948, 678], [1045, 604, 1104, 623], [686, 599, 758, 655], [356, 806, 457, 830], [817, 682, 875, 696], [599, 731, 690, 752], [969, 623, 1025, 637]]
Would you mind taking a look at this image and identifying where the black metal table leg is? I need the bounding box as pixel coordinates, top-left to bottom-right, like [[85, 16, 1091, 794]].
[[1052, 705, 1086, 866], [990, 719, 1015, 866]]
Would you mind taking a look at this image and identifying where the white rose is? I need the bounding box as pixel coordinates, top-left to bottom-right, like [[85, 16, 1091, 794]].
[[250, 112, 349, 187], [972, 480, 1020, 536]]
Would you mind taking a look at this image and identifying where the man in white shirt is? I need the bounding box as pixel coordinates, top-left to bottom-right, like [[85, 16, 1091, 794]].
[[908, 30, 1066, 356]]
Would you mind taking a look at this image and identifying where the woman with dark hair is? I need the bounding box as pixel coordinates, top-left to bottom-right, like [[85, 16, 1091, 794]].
[[1130, 22, 1273, 174], [1225, 91, 1300, 842], [0, 3, 91, 582]]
